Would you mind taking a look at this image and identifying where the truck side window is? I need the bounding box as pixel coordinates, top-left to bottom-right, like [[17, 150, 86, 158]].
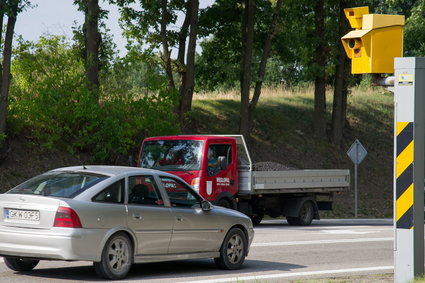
[[208, 144, 232, 176]]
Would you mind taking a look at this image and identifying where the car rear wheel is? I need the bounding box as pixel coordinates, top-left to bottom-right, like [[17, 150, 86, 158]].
[[94, 233, 133, 280], [214, 227, 247, 270], [4, 257, 39, 271]]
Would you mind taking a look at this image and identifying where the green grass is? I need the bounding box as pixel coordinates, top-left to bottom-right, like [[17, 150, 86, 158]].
[[191, 85, 394, 218]]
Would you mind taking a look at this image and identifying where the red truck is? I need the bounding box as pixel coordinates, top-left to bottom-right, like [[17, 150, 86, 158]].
[[137, 135, 350, 225]]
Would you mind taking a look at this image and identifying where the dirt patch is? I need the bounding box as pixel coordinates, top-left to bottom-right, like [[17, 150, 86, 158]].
[[0, 137, 95, 192]]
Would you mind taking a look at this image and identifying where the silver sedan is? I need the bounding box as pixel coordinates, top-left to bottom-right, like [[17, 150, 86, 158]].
[[0, 166, 254, 280]]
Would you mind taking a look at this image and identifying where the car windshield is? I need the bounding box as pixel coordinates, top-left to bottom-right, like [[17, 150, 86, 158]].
[[140, 140, 203, 171], [7, 172, 109, 198]]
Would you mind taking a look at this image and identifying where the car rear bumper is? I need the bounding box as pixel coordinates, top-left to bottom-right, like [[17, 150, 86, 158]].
[[0, 226, 105, 261]]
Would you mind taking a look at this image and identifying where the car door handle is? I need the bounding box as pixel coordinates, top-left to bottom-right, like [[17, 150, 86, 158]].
[[175, 216, 184, 222], [133, 214, 143, 220]]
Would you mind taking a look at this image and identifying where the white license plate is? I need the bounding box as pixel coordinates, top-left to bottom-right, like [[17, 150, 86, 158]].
[[5, 209, 40, 221]]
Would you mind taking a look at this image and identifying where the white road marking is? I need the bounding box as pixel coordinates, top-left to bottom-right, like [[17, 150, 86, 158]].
[[251, 237, 393, 247], [182, 266, 394, 283], [319, 229, 380, 235], [0, 257, 3, 263]]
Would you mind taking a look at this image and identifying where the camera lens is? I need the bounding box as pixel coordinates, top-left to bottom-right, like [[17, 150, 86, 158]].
[[348, 39, 356, 49]]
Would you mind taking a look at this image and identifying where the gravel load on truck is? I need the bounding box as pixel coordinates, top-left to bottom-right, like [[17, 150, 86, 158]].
[[253, 161, 297, 171]]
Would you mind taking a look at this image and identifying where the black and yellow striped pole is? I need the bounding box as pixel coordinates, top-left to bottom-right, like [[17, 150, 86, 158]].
[[394, 57, 425, 283], [395, 121, 413, 230]]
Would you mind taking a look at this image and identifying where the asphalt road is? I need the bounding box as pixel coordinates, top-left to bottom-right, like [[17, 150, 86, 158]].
[[0, 218, 394, 282]]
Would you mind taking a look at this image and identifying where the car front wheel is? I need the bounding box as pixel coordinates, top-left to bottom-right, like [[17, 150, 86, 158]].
[[94, 232, 133, 280], [214, 227, 247, 270], [4, 257, 39, 271]]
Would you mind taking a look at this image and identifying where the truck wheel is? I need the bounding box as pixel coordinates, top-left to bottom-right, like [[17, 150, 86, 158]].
[[250, 213, 264, 225], [217, 199, 231, 209], [286, 201, 314, 226], [94, 232, 133, 280], [4, 257, 39, 271], [214, 227, 247, 270]]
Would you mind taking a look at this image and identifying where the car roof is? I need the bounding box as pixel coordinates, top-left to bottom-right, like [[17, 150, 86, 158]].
[[50, 165, 160, 177]]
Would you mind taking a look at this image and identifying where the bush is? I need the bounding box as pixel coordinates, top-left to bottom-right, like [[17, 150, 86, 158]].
[[8, 35, 179, 162]]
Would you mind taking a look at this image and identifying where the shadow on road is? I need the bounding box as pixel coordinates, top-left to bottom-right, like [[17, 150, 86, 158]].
[[13, 258, 305, 282], [259, 218, 392, 228]]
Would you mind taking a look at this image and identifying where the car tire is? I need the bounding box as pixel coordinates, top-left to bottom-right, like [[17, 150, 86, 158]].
[[286, 201, 314, 226], [4, 257, 39, 271], [214, 227, 247, 270], [94, 232, 133, 280]]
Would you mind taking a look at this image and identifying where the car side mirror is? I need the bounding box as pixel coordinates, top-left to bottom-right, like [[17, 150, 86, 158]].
[[201, 200, 212, 211]]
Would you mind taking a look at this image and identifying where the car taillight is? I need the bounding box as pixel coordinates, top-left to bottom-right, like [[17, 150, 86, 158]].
[[54, 207, 82, 228]]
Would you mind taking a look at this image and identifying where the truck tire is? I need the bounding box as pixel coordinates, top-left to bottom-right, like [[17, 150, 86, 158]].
[[217, 199, 231, 209], [286, 200, 314, 226], [250, 213, 264, 225]]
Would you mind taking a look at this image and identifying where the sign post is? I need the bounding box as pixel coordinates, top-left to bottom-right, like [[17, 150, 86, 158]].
[[347, 139, 367, 218]]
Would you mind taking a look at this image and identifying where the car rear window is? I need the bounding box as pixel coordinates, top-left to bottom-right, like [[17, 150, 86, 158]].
[[7, 172, 109, 198]]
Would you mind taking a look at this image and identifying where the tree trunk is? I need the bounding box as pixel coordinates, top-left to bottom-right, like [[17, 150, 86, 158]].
[[160, 0, 176, 92], [331, 1, 350, 149], [180, 0, 199, 116], [248, 0, 283, 129], [341, 57, 350, 130], [0, 2, 4, 93], [239, 0, 255, 140], [177, 0, 191, 116], [85, 0, 101, 101], [313, 0, 327, 137], [0, 2, 18, 137]]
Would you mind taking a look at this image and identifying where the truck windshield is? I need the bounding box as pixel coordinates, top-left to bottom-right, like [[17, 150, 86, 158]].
[[140, 140, 203, 171]]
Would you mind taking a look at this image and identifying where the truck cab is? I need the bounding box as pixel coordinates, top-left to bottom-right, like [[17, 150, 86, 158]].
[[138, 136, 240, 207]]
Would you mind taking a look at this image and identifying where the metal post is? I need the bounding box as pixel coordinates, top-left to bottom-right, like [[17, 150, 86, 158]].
[[347, 139, 367, 218], [394, 57, 425, 283], [354, 163, 358, 218]]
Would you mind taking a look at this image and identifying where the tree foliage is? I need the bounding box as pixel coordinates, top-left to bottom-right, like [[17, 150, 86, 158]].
[[9, 35, 178, 161], [0, 0, 32, 141], [1, 0, 424, 163]]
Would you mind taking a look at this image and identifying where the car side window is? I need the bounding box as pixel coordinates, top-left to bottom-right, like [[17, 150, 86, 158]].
[[128, 175, 164, 206], [159, 176, 201, 208], [92, 179, 125, 204]]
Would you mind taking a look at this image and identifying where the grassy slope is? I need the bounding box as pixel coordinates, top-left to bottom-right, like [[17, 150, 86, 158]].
[[188, 86, 394, 218], [0, 86, 394, 218]]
